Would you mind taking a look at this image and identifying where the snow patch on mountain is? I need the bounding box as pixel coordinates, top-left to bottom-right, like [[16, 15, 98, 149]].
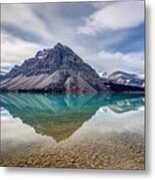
[[107, 71, 144, 88]]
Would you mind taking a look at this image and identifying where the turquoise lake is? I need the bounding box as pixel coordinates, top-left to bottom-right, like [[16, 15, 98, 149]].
[[0, 93, 145, 169]]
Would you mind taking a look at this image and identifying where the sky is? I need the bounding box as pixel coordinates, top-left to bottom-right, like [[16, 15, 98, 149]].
[[1, 0, 144, 75]]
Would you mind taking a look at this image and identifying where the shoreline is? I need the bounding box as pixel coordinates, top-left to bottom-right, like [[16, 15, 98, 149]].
[[1, 132, 144, 170]]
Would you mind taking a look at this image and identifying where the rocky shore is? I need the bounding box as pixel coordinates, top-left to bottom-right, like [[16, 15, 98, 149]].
[[1, 132, 144, 169]]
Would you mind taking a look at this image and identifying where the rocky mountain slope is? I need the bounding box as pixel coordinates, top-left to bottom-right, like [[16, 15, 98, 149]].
[[104, 71, 144, 92], [0, 43, 108, 93], [107, 71, 144, 87], [0, 43, 144, 93]]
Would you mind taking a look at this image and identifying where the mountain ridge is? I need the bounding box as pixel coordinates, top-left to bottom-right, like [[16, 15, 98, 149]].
[[0, 43, 107, 93], [0, 43, 144, 94]]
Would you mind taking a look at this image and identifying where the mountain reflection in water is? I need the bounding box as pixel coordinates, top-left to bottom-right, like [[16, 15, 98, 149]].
[[0, 93, 144, 142]]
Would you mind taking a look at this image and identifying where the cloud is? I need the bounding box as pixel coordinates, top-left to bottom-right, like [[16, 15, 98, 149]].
[[86, 50, 144, 75], [1, 2, 144, 75], [78, 1, 144, 35], [1, 3, 80, 47], [1, 4, 52, 42], [1, 3, 82, 67], [1, 30, 144, 75], [1, 31, 44, 67]]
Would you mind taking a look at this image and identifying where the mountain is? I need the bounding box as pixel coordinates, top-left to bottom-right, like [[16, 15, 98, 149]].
[[0, 43, 145, 93], [0, 66, 11, 81], [105, 71, 145, 92], [0, 43, 108, 93]]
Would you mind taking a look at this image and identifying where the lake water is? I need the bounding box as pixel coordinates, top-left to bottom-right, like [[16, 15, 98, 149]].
[[0, 93, 145, 169]]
